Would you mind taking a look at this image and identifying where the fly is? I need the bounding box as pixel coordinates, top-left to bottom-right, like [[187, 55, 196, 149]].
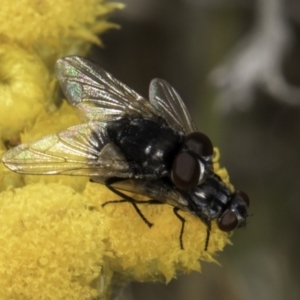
[[2, 56, 249, 250]]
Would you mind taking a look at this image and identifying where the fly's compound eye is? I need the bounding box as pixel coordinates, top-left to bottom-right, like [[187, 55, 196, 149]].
[[184, 132, 213, 157], [236, 190, 250, 207], [218, 210, 239, 232], [218, 191, 249, 231], [171, 152, 205, 190]]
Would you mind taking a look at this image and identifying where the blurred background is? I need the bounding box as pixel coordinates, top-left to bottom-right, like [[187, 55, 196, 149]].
[[90, 0, 300, 299]]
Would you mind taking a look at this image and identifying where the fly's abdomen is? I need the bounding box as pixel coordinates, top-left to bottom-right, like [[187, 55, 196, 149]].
[[107, 117, 183, 176]]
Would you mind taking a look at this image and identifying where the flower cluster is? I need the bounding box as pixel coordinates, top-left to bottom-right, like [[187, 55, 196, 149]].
[[0, 1, 233, 299]]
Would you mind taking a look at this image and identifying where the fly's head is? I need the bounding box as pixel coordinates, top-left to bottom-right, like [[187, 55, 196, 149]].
[[187, 175, 249, 232], [217, 190, 249, 231]]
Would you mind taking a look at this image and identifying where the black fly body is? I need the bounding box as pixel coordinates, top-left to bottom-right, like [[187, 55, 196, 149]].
[[2, 56, 249, 250]]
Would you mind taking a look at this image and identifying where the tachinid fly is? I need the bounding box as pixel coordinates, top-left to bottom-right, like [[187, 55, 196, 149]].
[[2, 56, 249, 250]]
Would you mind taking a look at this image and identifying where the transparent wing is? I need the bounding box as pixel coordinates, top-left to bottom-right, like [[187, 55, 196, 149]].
[[149, 79, 197, 134], [55, 56, 156, 122], [2, 122, 131, 177]]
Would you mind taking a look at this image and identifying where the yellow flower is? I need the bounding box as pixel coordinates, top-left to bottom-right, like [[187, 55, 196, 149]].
[[0, 1, 235, 297], [0, 0, 124, 56], [0, 44, 52, 141]]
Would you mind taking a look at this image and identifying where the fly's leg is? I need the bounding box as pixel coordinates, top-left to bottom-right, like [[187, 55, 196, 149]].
[[131, 200, 186, 250], [134, 201, 187, 251], [173, 208, 211, 251], [103, 178, 190, 250], [204, 221, 211, 251], [173, 207, 186, 250], [103, 177, 153, 228]]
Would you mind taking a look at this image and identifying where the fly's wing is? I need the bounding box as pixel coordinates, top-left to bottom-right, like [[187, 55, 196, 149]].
[[149, 79, 197, 134], [2, 122, 132, 178], [93, 177, 190, 212], [55, 56, 156, 122]]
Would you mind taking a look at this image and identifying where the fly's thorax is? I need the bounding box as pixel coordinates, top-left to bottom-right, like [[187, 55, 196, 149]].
[[106, 117, 184, 177]]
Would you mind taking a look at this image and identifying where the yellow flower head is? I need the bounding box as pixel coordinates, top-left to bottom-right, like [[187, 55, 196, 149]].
[[0, 44, 52, 140], [0, 0, 124, 54]]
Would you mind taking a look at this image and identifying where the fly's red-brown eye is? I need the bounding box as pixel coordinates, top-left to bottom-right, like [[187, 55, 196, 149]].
[[184, 132, 213, 157], [237, 191, 250, 207], [218, 210, 239, 231], [171, 152, 200, 190]]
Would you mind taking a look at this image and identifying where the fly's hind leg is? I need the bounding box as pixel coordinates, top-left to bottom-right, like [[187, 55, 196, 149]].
[[103, 177, 153, 228]]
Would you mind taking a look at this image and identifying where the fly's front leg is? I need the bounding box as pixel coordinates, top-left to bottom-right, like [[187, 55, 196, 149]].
[[173, 209, 211, 251], [204, 221, 211, 251], [136, 200, 187, 251], [173, 207, 186, 250]]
